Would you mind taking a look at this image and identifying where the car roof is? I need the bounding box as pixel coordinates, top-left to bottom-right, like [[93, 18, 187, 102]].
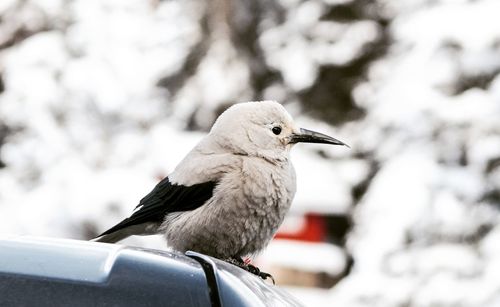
[[0, 236, 303, 307]]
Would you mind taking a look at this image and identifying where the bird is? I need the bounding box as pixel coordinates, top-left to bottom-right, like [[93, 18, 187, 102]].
[[94, 100, 348, 279]]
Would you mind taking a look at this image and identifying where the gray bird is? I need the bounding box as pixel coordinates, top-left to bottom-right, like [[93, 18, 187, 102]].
[[95, 101, 347, 278]]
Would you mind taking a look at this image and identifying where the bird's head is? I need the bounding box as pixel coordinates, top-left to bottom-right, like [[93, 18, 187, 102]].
[[208, 101, 348, 162]]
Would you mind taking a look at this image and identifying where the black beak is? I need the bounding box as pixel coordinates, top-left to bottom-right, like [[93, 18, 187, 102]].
[[289, 128, 349, 147]]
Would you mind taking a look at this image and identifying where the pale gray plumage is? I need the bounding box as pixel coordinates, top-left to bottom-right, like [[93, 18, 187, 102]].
[[95, 101, 347, 262]]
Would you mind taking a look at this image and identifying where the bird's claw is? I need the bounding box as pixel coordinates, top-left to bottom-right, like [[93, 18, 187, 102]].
[[256, 270, 275, 284], [225, 258, 275, 284], [246, 264, 275, 284]]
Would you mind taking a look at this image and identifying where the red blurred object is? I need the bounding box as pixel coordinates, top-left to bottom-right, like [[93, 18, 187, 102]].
[[274, 214, 326, 242]]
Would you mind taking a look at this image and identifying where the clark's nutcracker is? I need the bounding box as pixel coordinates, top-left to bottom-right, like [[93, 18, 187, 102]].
[[95, 101, 347, 279]]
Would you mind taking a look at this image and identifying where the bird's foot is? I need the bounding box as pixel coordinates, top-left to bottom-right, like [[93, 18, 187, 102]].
[[224, 258, 275, 284], [246, 264, 275, 284]]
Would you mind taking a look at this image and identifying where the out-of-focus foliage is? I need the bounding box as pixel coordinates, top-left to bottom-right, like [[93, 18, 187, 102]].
[[1, 0, 500, 306]]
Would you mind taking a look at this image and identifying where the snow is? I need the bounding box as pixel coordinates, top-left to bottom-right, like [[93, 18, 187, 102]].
[[258, 239, 347, 275], [292, 147, 354, 214], [1, 0, 500, 306], [387, 243, 481, 277]]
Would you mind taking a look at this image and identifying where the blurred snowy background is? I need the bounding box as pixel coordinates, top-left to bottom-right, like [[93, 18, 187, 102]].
[[1, 0, 500, 306]]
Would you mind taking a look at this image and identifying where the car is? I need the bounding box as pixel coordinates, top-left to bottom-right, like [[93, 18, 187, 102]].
[[0, 236, 304, 307]]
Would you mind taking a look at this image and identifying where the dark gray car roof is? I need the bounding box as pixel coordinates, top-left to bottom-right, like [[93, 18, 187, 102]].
[[0, 237, 304, 307]]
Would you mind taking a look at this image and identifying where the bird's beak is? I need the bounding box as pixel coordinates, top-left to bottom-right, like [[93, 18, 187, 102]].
[[289, 128, 349, 147]]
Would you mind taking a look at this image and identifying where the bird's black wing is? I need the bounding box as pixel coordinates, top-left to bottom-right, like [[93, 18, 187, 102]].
[[98, 177, 217, 237]]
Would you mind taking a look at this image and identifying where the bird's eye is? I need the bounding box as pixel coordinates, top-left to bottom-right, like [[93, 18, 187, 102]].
[[272, 126, 282, 135]]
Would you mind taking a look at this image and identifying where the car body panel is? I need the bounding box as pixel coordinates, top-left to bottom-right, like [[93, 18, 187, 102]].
[[0, 237, 304, 307]]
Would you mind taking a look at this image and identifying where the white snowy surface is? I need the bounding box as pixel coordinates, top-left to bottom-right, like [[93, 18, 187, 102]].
[[258, 239, 347, 275], [0, 0, 500, 306]]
